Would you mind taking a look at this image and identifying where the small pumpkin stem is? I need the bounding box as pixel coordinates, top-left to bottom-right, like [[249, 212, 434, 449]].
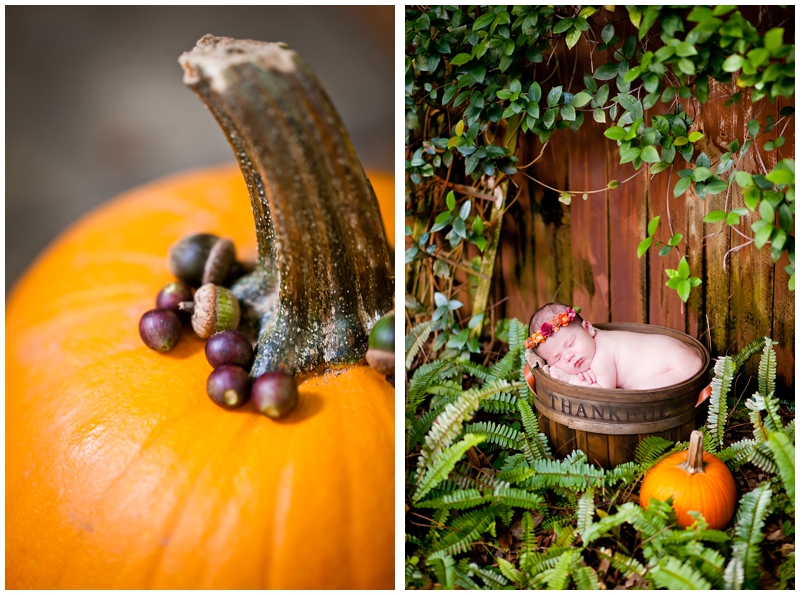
[[179, 36, 393, 377], [678, 430, 706, 474]]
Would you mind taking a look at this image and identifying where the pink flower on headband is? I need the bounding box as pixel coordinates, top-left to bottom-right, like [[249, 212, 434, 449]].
[[565, 307, 577, 321], [540, 322, 554, 337]]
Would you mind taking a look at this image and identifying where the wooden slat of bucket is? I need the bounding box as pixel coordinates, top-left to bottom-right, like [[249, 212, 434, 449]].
[[609, 434, 638, 468], [586, 432, 610, 469], [554, 419, 576, 459], [575, 429, 589, 457]]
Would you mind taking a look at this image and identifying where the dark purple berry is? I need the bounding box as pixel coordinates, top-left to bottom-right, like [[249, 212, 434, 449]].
[[205, 329, 254, 369], [207, 365, 251, 408], [251, 372, 298, 419], [139, 309, 182, 352], [156, 281, 194, 317]]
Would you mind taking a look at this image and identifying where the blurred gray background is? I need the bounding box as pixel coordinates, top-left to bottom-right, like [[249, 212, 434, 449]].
[[6, 6, 394, 291]]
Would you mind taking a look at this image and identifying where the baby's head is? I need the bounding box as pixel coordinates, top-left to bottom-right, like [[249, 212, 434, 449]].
[[527, 302, 596, 374]]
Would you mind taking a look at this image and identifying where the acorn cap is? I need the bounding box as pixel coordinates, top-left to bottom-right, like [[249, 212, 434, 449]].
[[187, 283, 242, 338], [203, 237, 236, 285]]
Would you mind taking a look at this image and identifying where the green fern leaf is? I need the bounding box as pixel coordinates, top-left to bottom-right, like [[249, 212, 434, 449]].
[[425, 550, 456, 589], [525, 458, 605, 491], [507, 318, 529, 354], [757, 337, 777, 399], [429, 505, 500, 557], [717, 438, 756, 470], [746, 392, 770, 443], [469, 563, 508, 589], [427, 380, 463, 399], [407, 405, 445, 453], [732, 336, 767, 373], [767, 430, 795, 503], [465, 420, 520, 449], [762, 391, 784, 433], [458, 359, 492, 382], [577, 489, 595, 540], [635, 436, 674, 465], [487, 345, 520, 383], [480, 391, 518, 413], [604, 461, 639, 487], [492, 482, 546, 510], [599, 547, 647, 579], [776, 551, 795, 589], [405, 320, 433, 370], [706, 356, 734, 452], [573, 566, 604, 590], [414, 434, 486, 502], [496, 466, 536, 485], [407, 358, 456, 412], [416, 488, 489, 510], [724, 482, 772, 589], [651, 555, 712, 589], [496, 557, 522, 586], [786, 419, 795, 443], [583, 502, 643, 544], [678, 542, 727, 588], [417, 379, 519, 479], [750, 441, 778, 473], [517, 397, 551, 461]]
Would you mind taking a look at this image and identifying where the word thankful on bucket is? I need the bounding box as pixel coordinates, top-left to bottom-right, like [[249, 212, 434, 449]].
[[536, 389, 676, 424]]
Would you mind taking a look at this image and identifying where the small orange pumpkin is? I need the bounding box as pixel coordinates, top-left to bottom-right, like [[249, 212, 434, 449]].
[[639, 430, 737, 529], [6, 36, 394, 589]]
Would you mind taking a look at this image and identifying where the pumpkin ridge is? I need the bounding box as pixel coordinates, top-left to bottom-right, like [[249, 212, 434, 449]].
[[147, 413, 261, 589]]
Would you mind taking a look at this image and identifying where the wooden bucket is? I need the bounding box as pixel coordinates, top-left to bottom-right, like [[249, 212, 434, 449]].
[[523, 323, 712, 469]]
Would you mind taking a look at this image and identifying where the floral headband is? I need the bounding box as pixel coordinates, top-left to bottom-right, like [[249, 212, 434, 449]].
[[525, 306, 581, 349]]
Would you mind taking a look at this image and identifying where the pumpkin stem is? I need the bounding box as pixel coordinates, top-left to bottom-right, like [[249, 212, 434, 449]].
[[678, 430, 707, 474], [179, 35, 393, 377]]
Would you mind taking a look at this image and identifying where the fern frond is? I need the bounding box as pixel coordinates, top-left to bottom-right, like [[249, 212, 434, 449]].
[[405, 320, 433, 370], [706, 356, 734, 452], [517, 396, 551, 461], [604, 461, 639, 488], [469, 563, 508, 589], [746, 392, 770, 443], [757, 337, 777, 399], [524, 458, 605, 491], [599, 547, 646, 579], [429, 505, 500, 557], [776, 551, 795, 590], [732, 336, 767, 373], [492, 482, 545, 510], [762, 391, 784, 433], [582, 502, 643, 544], [496, 466, 536, 485], [785, 419, 795, 443], [577, 489, 595, 540], [458, 359, 492, 382], [767, 430, 795, 504], [487, 345, 520, 383], [634, 436, 674, 465], [480, 391, 518, 414], [724, 482, 773, 589], [427, 380, 463, 399], [544, 550, 574, 590], [573, 565, 604, 590], [465, 420, 520, 449], [417, 379, 517, 479], [678, 542, 727, 588], [407, 358, 457, 413], [414, 434, 486, 502], [507, 318, 528, 354], [650, 555, 712, 590], [407, 405, 445, 453], [416, 488, 489, 510], [425, 550, 456, 589], [750, 441, 778, 474], [520, 511, 539, 555], [717, 438, 756, 470], [496, 557, 522, 587]]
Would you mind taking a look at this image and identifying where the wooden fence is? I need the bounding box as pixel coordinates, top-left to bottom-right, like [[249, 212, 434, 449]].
[[486, 10, 795, 393]]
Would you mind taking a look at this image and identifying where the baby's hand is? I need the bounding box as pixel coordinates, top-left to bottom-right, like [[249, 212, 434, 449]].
[[578, 369, 597, 385]]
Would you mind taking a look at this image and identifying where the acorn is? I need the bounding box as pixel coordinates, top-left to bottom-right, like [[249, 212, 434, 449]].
[[168, 233, 237, 288], [139, 308, 182, 352], [178, 283, 241, 339], [365, 312, 395, 376], [251, 372, 299, 419], [156, 280, 194, 321]]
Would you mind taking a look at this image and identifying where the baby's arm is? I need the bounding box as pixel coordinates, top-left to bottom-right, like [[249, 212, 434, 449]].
[[548, 367, 598, 386]]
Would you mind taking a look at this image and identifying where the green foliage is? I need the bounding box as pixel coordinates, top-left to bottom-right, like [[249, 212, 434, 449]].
[[406, 5, 794, 587]]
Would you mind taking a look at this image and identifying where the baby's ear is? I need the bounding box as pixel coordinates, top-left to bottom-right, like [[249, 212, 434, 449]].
[[583, 320, 596, 337]]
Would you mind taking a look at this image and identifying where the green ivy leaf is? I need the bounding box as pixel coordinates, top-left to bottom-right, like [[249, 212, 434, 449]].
[[604, 126, 627, 140], [446, 190, 456, 212], [704, 210, 727, 223], [566, 27, 581, 49], [472, 12, 496, 31], [648, 215, 660, 237], [704, 179, 729, 194], [674, 177, 693, 197], [561, 104, 576, 121], [754, 222, 774, 249], [766, 169, 793, 185], [547, 86, 563, 107], [676, 279, 691, 302], [593, 62, 619, 80], [450, 53, 472, 66], [693, 167, 713, 182], [641, 146, 660, 163], [688, 131, 704, 143], [572, 91, 593, 107], [722, 54, 745, 72], [593, 108, 606, 123], [677, 256, 690, 278], [637, 236, 653, 258], [559, 192, 572, 205]]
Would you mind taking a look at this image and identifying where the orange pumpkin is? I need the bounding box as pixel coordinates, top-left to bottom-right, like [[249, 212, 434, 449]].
[[639, 431, 737, 529], [6, 36, 394, 590]]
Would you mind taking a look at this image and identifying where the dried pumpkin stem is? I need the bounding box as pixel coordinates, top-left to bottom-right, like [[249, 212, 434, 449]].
[[677, 430, 706, 474], [179, 35, 393, 376]]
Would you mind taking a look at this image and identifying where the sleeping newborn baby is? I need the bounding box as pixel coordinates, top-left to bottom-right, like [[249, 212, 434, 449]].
[[526, 303, 703, 390]]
